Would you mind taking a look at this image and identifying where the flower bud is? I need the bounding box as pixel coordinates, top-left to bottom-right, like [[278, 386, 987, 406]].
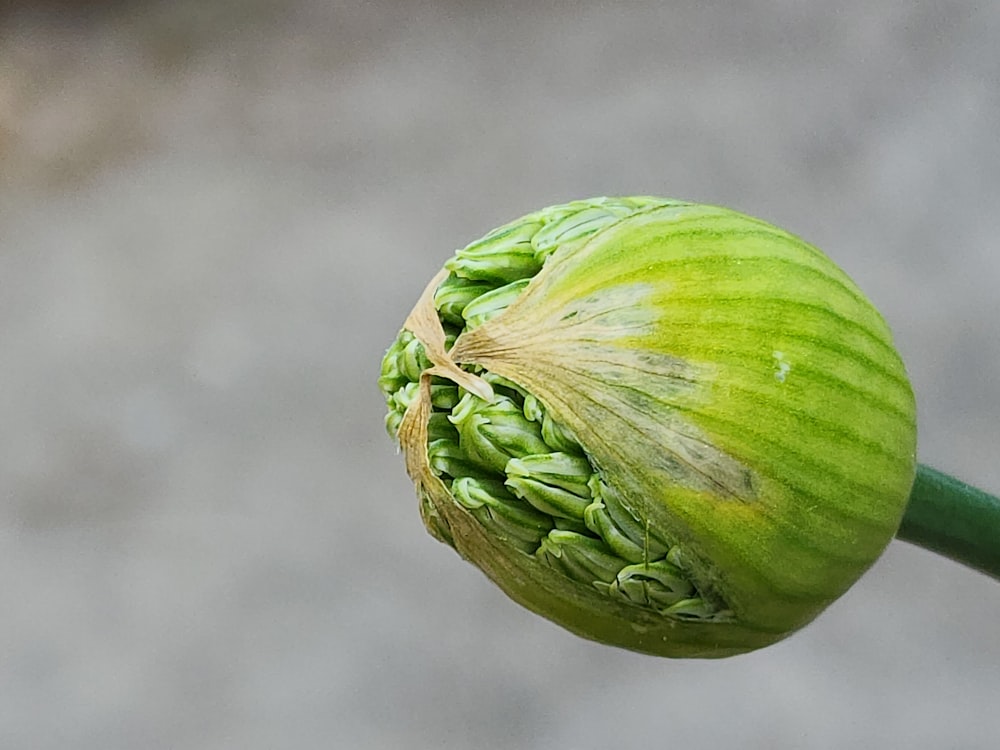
[[380, 197, 917, 657]]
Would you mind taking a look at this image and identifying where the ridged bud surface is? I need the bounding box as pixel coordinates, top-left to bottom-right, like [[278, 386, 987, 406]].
[[379, 197, 917, 657]]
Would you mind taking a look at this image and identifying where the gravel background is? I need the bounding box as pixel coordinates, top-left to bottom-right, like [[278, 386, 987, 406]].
[[2, 2, 999, 748]]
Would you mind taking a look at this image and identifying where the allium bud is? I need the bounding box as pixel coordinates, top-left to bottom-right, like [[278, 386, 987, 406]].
[[379, 197, 917, 657]]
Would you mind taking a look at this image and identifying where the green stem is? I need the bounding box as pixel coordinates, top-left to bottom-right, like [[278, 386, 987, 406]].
[[896, 464, 1000, 581]]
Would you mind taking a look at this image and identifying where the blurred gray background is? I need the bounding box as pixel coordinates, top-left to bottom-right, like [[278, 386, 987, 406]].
[[1, 1, 999, 748]]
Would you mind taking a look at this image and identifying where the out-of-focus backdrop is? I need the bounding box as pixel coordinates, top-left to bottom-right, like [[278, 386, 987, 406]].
[[1, 1, 999, 748]]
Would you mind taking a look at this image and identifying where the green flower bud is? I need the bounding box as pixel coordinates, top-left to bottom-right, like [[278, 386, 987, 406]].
[[452, 476, 554, 554], [433, 275, 496, 327], [462, 279, 532, 330], [506, 452, 593, 497], [449, 392, 551, 474], [381, 197, 917, 658], [523, 394, 583, 455], [445, 220, 543, 284]]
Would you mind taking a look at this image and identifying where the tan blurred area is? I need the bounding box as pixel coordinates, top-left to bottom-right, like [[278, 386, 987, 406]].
[[2, 7, 143, 192], [1, 1, 316, 193], [1, 2, 999, 749]]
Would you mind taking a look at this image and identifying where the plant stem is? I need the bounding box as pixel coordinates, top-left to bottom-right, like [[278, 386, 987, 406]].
[[896, 464, 1000, 581]]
